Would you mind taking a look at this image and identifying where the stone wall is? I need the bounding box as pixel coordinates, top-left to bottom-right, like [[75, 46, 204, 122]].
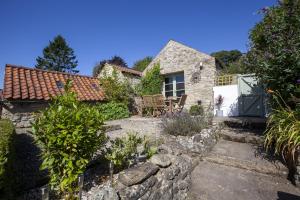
[[1, 102, 48, 128], [143, 40, 217, 110], [98, 63, 141, 87]]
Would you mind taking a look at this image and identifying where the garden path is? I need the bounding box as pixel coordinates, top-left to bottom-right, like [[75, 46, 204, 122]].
[[189, 138, 300, 200]]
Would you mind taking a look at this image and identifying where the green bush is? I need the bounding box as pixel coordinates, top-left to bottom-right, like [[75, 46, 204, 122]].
[[136, 63, 162, 95], [189, 105, 204, 116], [162, 112, 211, 136], [265, 91, 300, 169], [32, 81, 107, 197], [96, 101, 130, 121], [106, 133, 156, 170], [99, 69, 134, 105], [0, 119, 16, 194]]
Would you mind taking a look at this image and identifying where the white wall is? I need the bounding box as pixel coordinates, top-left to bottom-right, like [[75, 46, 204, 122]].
[[213, 85, 239, 117]]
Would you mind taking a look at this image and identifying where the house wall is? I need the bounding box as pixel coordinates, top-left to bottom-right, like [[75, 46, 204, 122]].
[[1, 102, 48, 128], [98, 64, 141, 87], [144, 40, 217, 110]]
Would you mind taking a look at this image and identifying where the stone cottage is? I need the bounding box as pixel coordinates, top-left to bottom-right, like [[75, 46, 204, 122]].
[[98, 63, 142, 86], [0, 64, 105, 128], [143, 40, 220, 109]]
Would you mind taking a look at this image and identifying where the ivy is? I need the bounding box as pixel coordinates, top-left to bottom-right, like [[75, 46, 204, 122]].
[[136, 63, 163, 95]]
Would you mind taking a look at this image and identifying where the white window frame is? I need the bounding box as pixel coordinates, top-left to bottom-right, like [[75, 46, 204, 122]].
[[163, 72, 185, 97]]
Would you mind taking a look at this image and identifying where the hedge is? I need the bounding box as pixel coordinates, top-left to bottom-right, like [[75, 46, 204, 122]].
[[0, 119, 16, 195], [96, 101, 130, 121]]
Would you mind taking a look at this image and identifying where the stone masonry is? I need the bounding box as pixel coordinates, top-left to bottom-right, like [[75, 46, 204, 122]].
[[143, 40, 218, 109]]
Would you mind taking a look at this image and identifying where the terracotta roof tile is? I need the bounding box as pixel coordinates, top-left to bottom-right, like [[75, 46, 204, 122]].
[[3, 64, 105, 102]]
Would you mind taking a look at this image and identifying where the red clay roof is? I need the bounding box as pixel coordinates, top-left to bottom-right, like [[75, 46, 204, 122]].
[[3, 64, 105, 101], [112, 65, 142, 76]]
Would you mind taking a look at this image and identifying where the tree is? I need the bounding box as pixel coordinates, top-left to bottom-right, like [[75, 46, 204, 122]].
[[244, 0, 300, 101], [36, 35, 79, 74], [92, 56, 127, 77], [132, 56, 153, 72], [211, 50, 244, 74]]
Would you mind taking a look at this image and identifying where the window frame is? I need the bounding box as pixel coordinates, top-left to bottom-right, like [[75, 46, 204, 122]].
[[163, 72, 185, 97]]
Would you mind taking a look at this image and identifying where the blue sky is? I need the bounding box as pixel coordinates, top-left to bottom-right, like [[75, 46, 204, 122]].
[[0, 0, 277, 89]]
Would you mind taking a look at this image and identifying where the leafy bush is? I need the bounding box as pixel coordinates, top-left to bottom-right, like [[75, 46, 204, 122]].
[[189, 105, 204, 116], [32, 81, 107, 197], [244, 1, 300, 103], [99, 69, 133, 105], [265, 91, 300, 169], [106, 133, 156, 170], [96, 101, 130, 121], [0, 119, 16, 195], [136, 63, 162, 95], [162, 112, 211, 137]]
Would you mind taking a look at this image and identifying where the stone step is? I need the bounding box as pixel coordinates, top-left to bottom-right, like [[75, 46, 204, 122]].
[[205, 140, 288, 177], [220, 128, 264, 145]]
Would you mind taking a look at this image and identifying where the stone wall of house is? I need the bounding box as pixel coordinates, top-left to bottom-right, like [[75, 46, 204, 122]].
[[1, 102, 48, 128], [144, 40, 217, 110], [98, 64, 141, 87]]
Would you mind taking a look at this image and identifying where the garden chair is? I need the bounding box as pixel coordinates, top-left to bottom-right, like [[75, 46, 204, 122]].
[[152, 94, 168, 117], [142, 95, 154, 116], [173, 94, 187, 113]]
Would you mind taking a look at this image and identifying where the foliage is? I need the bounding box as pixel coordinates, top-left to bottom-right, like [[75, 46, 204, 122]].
[[132, 56, 153, 72], [0, 119, 16, 196], [99, 69, 133, 105], [215, 95, 224, 110], [31, 80, 106, 197], [264, 90, 300, 169], [162, 111, 212, 136], [93, 56, 128, 77], [211, 50, 245, 74], [36, 35, 79, 74], [96, 101, 130, 121], [244, 0, 300, 102], [189, 105, 204, 116], [105, 133, 143, 169], [136, 63, 163, 95]]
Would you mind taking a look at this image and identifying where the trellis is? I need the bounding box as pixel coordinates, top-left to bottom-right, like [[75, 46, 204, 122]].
[[215, 75, 237, 86]]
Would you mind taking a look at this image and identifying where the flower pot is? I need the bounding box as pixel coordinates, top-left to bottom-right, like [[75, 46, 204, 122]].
[[216, 110, 223, 117]]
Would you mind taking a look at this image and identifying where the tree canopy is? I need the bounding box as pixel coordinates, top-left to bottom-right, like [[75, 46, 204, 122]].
[[35, 35, 79, 74], [244, 0, 300, 100], [211, 50, 244, 74], [132, 56, 153, 72], [92, 56, 127, 77]]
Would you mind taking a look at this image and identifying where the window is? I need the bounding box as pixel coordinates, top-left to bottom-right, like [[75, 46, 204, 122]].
[[56, 81, 64, 89], [164, 73, 185, 97]]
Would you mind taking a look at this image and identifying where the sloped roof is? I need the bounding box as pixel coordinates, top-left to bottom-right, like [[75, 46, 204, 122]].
[[3, 64, 105, 101], [103, 63, 142, 76]]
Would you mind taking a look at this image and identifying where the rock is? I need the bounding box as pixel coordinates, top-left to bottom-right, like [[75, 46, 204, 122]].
[[150, 154, 172, 168], [90, 186, 119, 200], [118, 162, 159, 186], [192, 133, 202, 142]]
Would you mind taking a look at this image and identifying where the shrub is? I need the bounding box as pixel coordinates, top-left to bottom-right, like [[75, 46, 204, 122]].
[[106, 133, 157, 170], [31, 80, 107, 197], [162, 112, 210, 137], [265, 91, 300, 169], [96, 101, 130, 121], [0, 119, 16, 196], [135, 63, 163, 95], [106, 133, 142, 170], [189, 105, 204, 116], [99, 69, 133, 105]]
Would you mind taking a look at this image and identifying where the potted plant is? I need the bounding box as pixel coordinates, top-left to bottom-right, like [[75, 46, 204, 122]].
[[215, 95, 224, 117]]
